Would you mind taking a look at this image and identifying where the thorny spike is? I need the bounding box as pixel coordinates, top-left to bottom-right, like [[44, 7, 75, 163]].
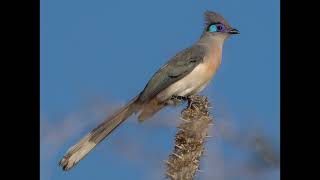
[[172, 153, 183, 159], [180, 118, 190, 122], [163, 160, 174, 167], [175, 145, 183, 150], [166, 172, 175, 179]]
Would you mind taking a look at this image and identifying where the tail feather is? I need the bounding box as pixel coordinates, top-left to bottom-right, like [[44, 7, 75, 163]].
[[138, 98, 165, 122], [59, 96, 140, 171]]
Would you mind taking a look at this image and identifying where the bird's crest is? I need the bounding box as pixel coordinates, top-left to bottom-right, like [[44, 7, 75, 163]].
[[204, 11, 231, 28]]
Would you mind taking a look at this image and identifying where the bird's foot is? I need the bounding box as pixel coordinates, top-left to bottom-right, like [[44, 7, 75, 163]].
[[171, 95, 188, 101], [186, 95, 209, 111], [169, 95, 188, 106], [186, 95, 194, 109]]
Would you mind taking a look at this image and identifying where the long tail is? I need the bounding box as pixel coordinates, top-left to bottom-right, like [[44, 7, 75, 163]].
[[59, 96, 140, 171]]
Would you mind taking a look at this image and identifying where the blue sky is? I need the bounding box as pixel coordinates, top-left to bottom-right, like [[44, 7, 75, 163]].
[[41, 0, 279, 179]]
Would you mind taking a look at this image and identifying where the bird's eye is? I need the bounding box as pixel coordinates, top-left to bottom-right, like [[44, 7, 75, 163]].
[[209, 24, 217, 32], [208, 24, 225, 32], [216, 24, 225, 31]]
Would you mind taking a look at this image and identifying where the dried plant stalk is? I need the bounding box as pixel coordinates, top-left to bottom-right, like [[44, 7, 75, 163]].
[[165, 95, 213, 180]]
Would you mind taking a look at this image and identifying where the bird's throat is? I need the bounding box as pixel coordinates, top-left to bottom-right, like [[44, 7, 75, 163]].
[[197, 33, 226, 50]]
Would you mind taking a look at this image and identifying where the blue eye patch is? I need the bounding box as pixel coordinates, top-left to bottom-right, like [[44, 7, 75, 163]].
[[209, 24, 217, 32], [208, 23, 226, 32]]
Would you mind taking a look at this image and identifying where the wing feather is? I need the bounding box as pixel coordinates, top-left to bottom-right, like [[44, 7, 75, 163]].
[[138, 45, 206, 103]]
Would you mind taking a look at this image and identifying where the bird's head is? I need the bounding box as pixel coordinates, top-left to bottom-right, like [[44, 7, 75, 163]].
[[202, 11, 239, 39]]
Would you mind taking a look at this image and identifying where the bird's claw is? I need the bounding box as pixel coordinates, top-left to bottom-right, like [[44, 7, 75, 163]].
[[169, 95, 188, 106]]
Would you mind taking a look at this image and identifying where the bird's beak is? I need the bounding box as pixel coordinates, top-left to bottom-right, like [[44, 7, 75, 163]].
[[228, 28, 240, 34]]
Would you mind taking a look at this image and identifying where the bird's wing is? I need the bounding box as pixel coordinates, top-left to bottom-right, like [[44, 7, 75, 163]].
[[138, 45, 206, 103]]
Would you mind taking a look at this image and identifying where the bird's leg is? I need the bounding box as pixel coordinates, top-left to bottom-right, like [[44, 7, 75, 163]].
[[170, 95, 188, 106], [186, 95, 195, 109], [187, 96, 192, 109], [171, 95, 188, 101]]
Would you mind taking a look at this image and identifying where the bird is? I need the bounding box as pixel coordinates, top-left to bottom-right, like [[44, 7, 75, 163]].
[[59, 10, 239, 171]]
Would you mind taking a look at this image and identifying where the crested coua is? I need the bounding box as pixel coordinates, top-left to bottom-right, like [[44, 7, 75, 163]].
[[59, 11, 239, 171]]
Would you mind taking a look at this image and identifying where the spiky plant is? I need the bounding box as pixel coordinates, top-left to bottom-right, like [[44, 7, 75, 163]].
[[165, 95, 213, 180]]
